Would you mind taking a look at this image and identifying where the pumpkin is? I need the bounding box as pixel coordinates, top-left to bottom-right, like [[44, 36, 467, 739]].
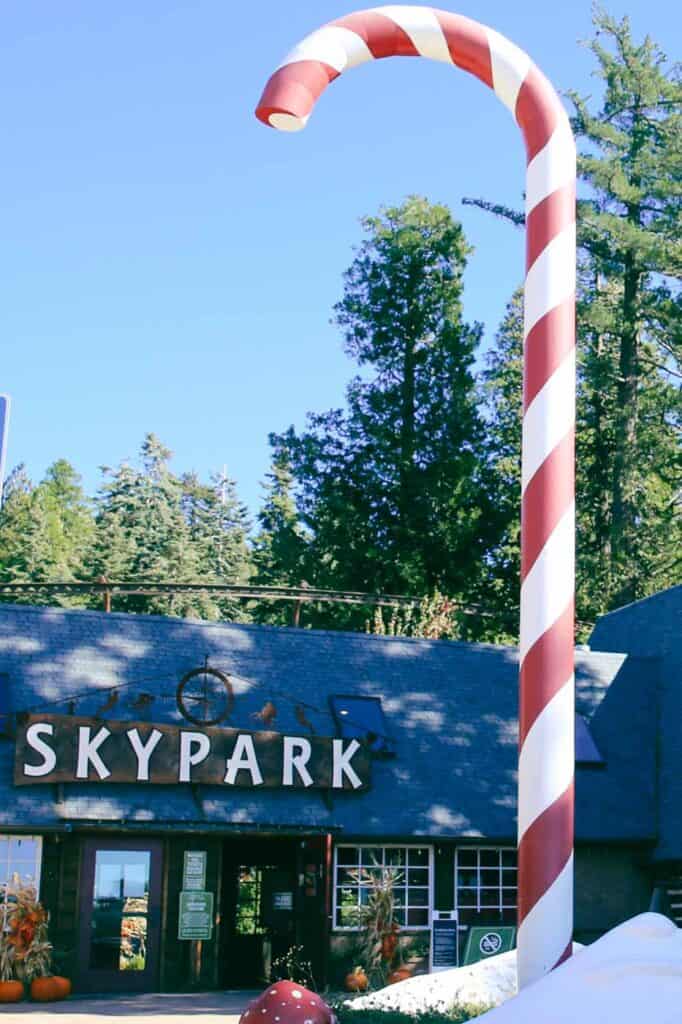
[[50, 976, 72, 999], [31, 976, 61, 1002], [0, 980, 24, 1003], [344, 966, 369, 992], [387, 966, 413, 984]]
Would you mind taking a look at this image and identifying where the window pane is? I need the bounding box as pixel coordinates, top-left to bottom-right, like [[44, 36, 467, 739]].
[[501, 850, 517, 867], [336, 847, 359, 866], [457, 868, 478, 888], [407, 888, 429, 907], [480, 868, 501, 885], [481, 890, 501, 908], [120, 917, 147, 971], [407, 908, 429, 927], [360, 848, 383, 867], [393, 907, 405, 926], [385, 849, 405, 866], [408, 868, 429, 886], [480, 850, 500, 868], [338, 886, 358, 906], [502, 868, 517, 884], [336, 907, 356, 927], [9, 838, 39, 860], [337, 868, 359, 886], [408, 847, 429, 866], [456, 849, 476, 867], [393, 889, 405, 908]]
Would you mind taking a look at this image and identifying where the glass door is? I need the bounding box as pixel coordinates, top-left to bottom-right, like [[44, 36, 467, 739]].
[[78, 839, 163, 993]]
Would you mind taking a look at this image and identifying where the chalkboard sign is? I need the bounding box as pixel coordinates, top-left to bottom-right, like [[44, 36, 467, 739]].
[[430, 913, 459, 971]]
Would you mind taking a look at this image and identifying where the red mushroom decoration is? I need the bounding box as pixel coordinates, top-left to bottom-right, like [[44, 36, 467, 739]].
[[240, 982, 336, 1024]]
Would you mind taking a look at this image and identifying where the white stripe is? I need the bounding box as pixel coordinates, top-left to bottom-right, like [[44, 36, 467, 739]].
[[518, 678, 574, 839], [521, 349, 575, 493], [277, 25, 373, 73], [486, 28, 530, 113], [517, 852, 574, 989], [524, 222, 576, 338], [525, 116, 576, 215], [373, 6, 453, 63], [520, 501, 574, 662]]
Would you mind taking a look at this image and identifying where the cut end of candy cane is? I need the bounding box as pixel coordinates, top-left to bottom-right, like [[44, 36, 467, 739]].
[[267, 112, 309, 132]]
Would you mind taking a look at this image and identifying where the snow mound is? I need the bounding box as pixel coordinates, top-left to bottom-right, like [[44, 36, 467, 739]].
[[344, 948, 519, 1014], [482, 913, 682, 1024]]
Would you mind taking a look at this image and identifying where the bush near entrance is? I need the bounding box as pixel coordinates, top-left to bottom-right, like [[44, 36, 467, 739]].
[[333, 1005, 491, 1024]]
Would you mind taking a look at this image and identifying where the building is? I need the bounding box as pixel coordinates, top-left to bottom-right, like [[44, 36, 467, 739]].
[[0, 587, 679, 991]]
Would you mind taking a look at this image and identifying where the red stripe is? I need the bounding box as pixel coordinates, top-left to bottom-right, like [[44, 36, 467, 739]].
[[523, 299, 575, 411], [255, 61, 339, 126], [526, 183, 575, 273], [521, 429, 574, 579], [515, 64, 561, 162], [555, 941, 572, 968], [332, 11, 419, 58], [436, 11, 493, 87], [519, 601, 574, 745], [517, 784, 573, 925]]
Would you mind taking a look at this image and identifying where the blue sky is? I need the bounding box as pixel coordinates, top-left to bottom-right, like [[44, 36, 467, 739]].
[[2, 1, 679, 520]]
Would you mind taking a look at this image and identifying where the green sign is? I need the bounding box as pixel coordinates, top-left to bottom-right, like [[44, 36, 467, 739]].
[[178, 890, 214, 940], [183, 850, 207, 891], [463, 926, 516, 965]]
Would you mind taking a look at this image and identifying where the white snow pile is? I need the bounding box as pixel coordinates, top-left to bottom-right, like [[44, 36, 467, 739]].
[[343, 947, 519, 1014], [346, 914, 682, 1024], [482, 913, 682, 1024]]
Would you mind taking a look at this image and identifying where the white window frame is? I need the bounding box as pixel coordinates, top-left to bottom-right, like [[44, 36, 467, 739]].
[[332, 843, 434, 932], [0, 835, 43, 898], [454, 845, 517, 917]]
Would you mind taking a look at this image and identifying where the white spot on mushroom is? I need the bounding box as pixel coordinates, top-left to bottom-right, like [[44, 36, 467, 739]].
[[292, 991, 302, 999]]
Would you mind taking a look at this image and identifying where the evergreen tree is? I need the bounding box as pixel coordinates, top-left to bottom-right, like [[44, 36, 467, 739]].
[[0, 461, 93, 600], [272, 196, 495, 621], [466, 11, 681, 621], [251, 455, 310, 625]]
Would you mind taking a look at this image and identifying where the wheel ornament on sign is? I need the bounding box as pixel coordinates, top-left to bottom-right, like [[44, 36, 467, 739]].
[[255, 5, 576, 989]]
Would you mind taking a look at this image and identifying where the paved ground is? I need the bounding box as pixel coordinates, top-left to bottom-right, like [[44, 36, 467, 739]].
[[0, 990, 260, 1023]]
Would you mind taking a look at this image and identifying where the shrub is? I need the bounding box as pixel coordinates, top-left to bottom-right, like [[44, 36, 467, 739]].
[[332, 1005, 491, 1024]]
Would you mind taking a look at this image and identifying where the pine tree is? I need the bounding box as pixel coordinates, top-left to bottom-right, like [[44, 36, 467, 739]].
[[252, 456, 309, 625], [272, 196, 494, 622], [0, 461, 94, 601]]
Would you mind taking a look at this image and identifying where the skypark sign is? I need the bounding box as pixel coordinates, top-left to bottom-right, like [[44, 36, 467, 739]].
[[14, 714, 371, 791]]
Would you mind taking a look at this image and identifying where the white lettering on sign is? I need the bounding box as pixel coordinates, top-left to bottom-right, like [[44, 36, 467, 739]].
[[332, 738, 363, 789], [126, 728, 164, 781], [179, 731, 210, 782], [23, 722, 57, 778], [76, 726, 112, 780], [282, 736, 313, 787], [224, 734, 263, 786]]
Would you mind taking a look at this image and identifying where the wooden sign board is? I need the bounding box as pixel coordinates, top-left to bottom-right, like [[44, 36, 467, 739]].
[[14, 713, 371, 791], [430, 912, 459, 971]]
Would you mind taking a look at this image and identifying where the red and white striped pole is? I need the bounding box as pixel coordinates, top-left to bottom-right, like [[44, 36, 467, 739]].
[[255, 6, 575, 989]]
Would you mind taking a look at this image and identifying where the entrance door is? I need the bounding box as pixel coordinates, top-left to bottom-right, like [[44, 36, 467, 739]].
[[77, 839, 163, 993], [221, 842, 297, 987]]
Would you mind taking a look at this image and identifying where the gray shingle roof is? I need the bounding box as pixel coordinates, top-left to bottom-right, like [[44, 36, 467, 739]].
[[590, 585, 681, 861], [0, 602, 659, 842]]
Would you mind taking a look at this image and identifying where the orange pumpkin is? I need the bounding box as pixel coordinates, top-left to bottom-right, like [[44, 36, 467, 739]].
[[31, 976, 61, 1002], [387, 966, 413, 984], [0, 980, 25, 1003], [344, 966, 369, 992], [50, 976, 72, 999]]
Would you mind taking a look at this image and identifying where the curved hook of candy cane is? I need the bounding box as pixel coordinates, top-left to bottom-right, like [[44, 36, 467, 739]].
[[255, 6, 576, 990]]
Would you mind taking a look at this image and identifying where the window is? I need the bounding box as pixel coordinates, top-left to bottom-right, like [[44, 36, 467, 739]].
[[0, 836, 43, 898], [235, 866, 270, 936], [329, 695, 395, 755], [454, 846, 516, 927], [333, 845, 432, 930]]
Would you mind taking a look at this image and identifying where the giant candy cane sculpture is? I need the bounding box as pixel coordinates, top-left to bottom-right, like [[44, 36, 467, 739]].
[[256, 6, 576, 989]]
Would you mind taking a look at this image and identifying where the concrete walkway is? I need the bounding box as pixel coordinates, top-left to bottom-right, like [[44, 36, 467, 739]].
[[0, 990, 259, 1023]]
